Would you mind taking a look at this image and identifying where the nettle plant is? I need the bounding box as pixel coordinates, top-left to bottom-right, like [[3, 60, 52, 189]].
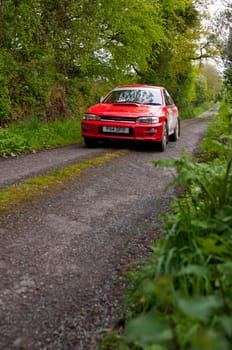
[[0, 129, 27, 157], [124, 146, 232, 350]]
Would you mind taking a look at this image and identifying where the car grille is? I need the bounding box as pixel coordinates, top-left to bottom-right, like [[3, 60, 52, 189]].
[[100, 116, 137, 123]]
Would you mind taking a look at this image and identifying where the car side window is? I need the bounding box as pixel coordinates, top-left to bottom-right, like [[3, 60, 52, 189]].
[[164, 89, 174, 106]]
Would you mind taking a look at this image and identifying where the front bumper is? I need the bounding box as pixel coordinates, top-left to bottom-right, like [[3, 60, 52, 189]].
[[81, 121, 164, 142]]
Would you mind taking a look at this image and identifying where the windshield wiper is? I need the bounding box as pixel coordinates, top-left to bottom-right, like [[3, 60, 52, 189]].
[[145, 102, 162, 105], [113, 102, 140, 106]]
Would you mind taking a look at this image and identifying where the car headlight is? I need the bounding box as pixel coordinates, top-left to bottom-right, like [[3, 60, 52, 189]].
[[83, 114, 101, 120], [136, 116, 159, 123]]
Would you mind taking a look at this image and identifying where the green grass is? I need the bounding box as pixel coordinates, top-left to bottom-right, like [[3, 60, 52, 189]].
[[0, 115, 83, 157]]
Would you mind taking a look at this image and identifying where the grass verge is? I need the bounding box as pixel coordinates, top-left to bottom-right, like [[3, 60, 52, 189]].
[[0, 116, 83, 157]]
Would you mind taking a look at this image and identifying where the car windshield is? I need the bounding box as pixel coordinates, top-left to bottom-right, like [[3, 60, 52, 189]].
[[103, 88, 162, 105]]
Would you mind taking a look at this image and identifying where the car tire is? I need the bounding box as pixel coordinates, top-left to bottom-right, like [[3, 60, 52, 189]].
[[84, 137, 99, 148], [169, 119, 180, 142], [157, 122, 168, 152]]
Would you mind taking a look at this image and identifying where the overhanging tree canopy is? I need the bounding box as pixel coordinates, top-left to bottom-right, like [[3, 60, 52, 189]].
[[0, 0, 222, 124]]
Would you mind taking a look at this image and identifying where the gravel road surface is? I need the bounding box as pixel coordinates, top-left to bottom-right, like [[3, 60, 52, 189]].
[[0, 113, 215, 350], [0, 146, 115, 190]]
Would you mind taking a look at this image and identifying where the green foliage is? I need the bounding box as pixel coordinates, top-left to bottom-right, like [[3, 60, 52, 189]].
[[0, 50, 14, 124], [0, 0, 217, 125], [220, 5, 232, 103], [201, 65, 223, 102], [199, 104, 232, 161], [194, 74, 208, 105], [99, 104, 232, 349], [138, 0, 202, 111], [0, 86, 10, 123], [0, 116, 82, 157], [0, 129, 27, 157], [180, 101, 214, 119]]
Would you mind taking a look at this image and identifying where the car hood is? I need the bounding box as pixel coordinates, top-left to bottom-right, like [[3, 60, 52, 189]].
[[86, 103, 163, 117]]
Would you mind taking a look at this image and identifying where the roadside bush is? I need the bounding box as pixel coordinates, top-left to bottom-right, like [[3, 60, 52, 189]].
[[0, 116, 82, 157], [199, 103, 232, 161], [0, 129, 27, 157], [99, 104, 232, 350], [0, 86, 10, 125], [180, 101, 214, 119], [124, 155, 232, 350]]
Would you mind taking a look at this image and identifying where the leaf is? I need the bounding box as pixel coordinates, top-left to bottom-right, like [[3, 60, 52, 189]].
[[213, 315, 232, 336], [190, 329, 229, 350], [125, 311, 172, 346], [197, 236, 229, 256], [178, 264, 209, 277], [177, 295, 222, 322]]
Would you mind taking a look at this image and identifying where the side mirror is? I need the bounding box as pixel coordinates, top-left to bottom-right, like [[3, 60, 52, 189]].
[[99, 96, 104, 103]]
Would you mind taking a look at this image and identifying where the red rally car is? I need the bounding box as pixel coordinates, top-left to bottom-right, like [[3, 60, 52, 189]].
[[81, 84, 180, 151]]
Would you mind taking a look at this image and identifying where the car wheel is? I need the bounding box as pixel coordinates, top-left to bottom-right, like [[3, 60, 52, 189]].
[[169, 119, 180, 142], [84, 137, 99, 148], [157, 122, 168, 152]]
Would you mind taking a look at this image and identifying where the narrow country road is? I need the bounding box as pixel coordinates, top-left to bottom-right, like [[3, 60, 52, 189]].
[[0, 111, 216, 350]]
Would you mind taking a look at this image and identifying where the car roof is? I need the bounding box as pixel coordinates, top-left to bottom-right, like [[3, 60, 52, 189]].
[[114, 84, 163, 89]]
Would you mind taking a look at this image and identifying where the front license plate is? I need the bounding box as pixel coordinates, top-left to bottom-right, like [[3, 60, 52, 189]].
[[102, 126, 129, 134]]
